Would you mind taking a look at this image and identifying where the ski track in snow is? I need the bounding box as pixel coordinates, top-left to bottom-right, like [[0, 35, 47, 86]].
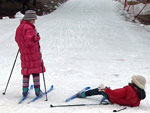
[[0, 0, 150, 113]]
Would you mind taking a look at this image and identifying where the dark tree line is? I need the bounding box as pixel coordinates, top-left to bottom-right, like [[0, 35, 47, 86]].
[[0, 0, 68, 18], [0, 0, 37, 10], [0, 0, 37, 17]]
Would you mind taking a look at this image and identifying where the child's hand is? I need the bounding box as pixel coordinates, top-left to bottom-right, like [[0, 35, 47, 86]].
[[34, 33, 40, 41], [98, 84, 106, 91]]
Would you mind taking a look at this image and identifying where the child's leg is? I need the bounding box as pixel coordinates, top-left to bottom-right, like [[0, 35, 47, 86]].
[[77, 88, 109, 99], [22, 75, 30, 97], [85, 88, 109, 99], [85, 88, 100, 96], [33, 73, 40, 88], [32, 73, 41, 96], [85, 88, 110, 104]]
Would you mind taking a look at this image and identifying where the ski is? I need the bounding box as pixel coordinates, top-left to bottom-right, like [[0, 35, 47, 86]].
[[28, 85, 54, 104], [18, 85, 34, 104], [65, 86, 90, 102]]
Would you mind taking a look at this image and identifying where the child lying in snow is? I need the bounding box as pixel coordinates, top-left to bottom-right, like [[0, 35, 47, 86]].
[[77, 75, 146, 107]]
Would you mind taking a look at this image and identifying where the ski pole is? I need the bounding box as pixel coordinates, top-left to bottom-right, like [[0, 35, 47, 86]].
[[41, 63, 48, 101], [50, 103, 100, 108], [2, 49, 19, 95], [113, 107, 127, 112], [38, 41, 48, 101]]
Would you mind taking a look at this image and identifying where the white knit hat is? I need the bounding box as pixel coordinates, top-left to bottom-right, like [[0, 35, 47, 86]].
[[23, 10, 37, 20], [132, 75, 146, 89]]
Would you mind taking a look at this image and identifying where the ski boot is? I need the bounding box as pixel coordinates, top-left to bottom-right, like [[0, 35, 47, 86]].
[[100, 97, 111, 105], [22, 87, 28, 97], [35, 87, 43, 97], [76, 91, 86, 98]]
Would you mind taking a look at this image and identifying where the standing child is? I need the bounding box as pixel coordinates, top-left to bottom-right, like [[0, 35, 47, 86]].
[[15, 10, 46, 97], [77, 75, 146, 107]]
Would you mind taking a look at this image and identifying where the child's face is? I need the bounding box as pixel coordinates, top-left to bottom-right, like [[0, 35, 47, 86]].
[[29, 19, 35, 24]]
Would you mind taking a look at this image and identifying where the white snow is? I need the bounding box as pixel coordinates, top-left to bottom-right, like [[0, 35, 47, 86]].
[[0, 0, 150, 113]]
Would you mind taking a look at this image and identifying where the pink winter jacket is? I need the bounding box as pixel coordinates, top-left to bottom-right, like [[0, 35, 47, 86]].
[[105, 85, 140, 107], [15, 20, 46, 75]]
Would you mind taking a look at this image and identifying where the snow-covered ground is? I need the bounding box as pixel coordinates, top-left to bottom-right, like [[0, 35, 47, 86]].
[[0, 0, 150, 113]]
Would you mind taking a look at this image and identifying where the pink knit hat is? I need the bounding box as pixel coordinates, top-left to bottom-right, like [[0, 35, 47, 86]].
[[23, 10, 37, 20]]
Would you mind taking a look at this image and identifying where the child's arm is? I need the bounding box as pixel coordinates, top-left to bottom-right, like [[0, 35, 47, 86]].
[[24, 27, 39, 47]]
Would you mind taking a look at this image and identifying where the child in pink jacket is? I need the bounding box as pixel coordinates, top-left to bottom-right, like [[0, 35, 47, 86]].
[[15, 10, 45, 97]]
